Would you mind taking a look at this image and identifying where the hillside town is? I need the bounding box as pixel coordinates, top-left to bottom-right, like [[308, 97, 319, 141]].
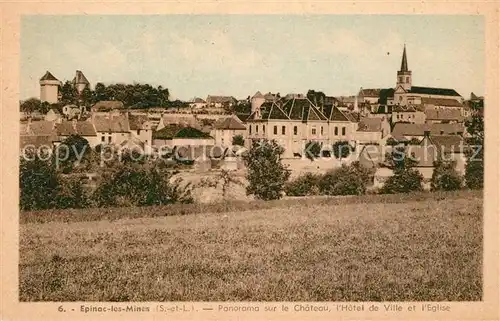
[[20, 46, 484, 192]]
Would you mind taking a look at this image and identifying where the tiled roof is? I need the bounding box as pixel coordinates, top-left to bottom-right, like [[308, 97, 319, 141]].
[[153, 124, 212, 140], [424, 109, 464, 121], [40, 71, 59, 81], [357, 117, 383, 132], [252, 91, 264, 98], [92, 100, 125, 111], [323, 105, 350, 122], [392, 123, 465, 137], [427, 135, 464, 153], [193, 97, 206, 103], [73, 70, 90, 85], [420, 97, 463, 107], [360, 88, 381, 97], [92, 114, 130, 133], [28, 121, 56, 136], [409, 86, 461, 97], [20, 135, 57, 149], [206, 95, 236, 104], [55, 121, 97, 137], [214, 116, 246, 130], [392, 105, 418, 112], [235, 113, 251, 122], [128, 114, 149, 130]]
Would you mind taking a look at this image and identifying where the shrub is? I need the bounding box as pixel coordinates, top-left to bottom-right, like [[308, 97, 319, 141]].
[[304, 141, 321, 161], [243, 139, 290, 201], [380, 168, 423, 194], [92, 164, 193, 207], [332, 140, 352, 159], [54, 176, 90, 209], [431, 160, 463, 191], [19, 154, 59, 210], [284, 173, 322, 196], [319, 162, 373, 196], [465, 145, 483, 189]]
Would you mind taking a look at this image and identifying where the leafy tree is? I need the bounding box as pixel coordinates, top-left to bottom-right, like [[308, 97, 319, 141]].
[[93, 82, 108, 102], [80, 87, 93, 109], [380, 147, 423, 194], [19, 153, 59, 210], [304, 141, 321, 161], [431, 160, 463, 191], [386, 137, 400, 146], [20, 98, 50, 114], [57, 135, 91, 172], [465, 113, 484, 189], [242, 139, 290, 201], [54, 176, 90, 209], [407, 137, 421, 145], [232, 135, 245, 146], [332, 140, 352, 160], [60, 81, 78, 105]]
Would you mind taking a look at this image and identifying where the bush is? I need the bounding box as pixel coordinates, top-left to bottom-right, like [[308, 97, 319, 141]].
[[431, 160, 463, 191], [380, 168, 423, 194], [243, 139, 290, 201], [284, 173, 322, 196], [319, 162, 373, 196], [92, 164, 193, 207], [20, 154, 59, 210], [54, 176, 90, 209]]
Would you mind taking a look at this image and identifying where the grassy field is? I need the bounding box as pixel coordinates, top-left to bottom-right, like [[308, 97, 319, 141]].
[[19, 190, 482, 301]]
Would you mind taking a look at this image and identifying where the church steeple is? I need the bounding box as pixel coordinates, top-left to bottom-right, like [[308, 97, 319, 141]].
[[400, 44, 408, 72], [396, 44, 412, 91]]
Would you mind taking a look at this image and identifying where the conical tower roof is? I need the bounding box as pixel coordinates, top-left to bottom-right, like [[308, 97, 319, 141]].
[[40, 71, 59, 81], [73, 70, 90, 85], [400, 45, 408, 72]]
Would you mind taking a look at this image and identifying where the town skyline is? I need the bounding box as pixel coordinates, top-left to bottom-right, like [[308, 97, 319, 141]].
[[22, 15, 484, 101]]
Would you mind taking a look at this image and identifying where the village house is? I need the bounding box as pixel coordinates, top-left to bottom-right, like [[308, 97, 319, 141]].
[[355, 117, 391, 145], [250, 91, 279, 114], [358, 88, 381, 104], [391, 123, 465, 141], [62, 104, 83, 120], [424, 109, 464, 124], [128, 113, 154, 147], [188, 97, 207, 109], [91, 100, 125, 112], [245, 96, 359, 158], [211, 115, 247, 147], [91, 111, 131, 146], [19, 120, 58, 150], [206, 95, 237, 109], [44, 108, 62, 122], [391, 105, 426, 124], [153, 124, 215, 149], [55, 120, 99, 147]]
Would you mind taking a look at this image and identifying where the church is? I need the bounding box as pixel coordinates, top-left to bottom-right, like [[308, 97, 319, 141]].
[[359, 45, 464, 108]]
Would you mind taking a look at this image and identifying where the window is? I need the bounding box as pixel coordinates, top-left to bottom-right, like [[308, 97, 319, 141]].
[[101, 136, 105, 142], [320, 126, 324, 136], [249, 125, 252, 134], [406, 77, 409, 83], [399, 76, 403, 83], [311, 128, 317, 135], [137, 130, 140, 135], [108, 136, 112, 143], [334, 127, 338, 136], [274, 126, 277, 135], [256, 125, 258, 134], [342, 127, 346, 136], [294, 126, 298, 135], [282, 126, 286, 135], [263, 125, 265, 133]]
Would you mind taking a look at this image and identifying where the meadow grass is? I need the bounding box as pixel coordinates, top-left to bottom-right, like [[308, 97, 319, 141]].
[[19, 190, 482, 301]]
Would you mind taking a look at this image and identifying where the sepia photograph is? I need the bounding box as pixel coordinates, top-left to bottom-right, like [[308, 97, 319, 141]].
[[16, 13, 486, 305]]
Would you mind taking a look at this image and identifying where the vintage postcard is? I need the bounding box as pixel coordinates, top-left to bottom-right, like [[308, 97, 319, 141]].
[[1, 1, 498, 321]]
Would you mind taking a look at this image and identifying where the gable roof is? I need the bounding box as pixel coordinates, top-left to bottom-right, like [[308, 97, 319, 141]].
[[28, 120, 56, 136], [40, 71, 59, 82], [206, 95, 236, 104], [92, 114, 130, 133], [409, 86, 461, 97], [360, 88, 381, 97], [128, 113, 150, 130], [214, 116, 246, 130], [56, 121, 97, 137], [426, 135, 465, 153], [20, 135, 57, 149], [420, 97, 463, 107], [392, 123, 465, 137]]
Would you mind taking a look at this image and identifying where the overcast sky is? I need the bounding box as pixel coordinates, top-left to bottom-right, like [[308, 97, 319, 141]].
[[21, 15, 484, 101]]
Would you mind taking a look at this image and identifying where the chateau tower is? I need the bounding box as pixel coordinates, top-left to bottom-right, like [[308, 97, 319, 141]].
[[39, 71, 61, 104], [72, 70, 90, 94], [396, 45, 412, 91]]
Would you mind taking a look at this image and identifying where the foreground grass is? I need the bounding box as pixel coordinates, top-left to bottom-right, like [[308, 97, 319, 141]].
[[21, 189, 482, 224], [19, 190, 482, 301]]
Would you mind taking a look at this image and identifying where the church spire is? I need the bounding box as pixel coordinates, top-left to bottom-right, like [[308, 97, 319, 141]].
[[400, 44, 408, 72]]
